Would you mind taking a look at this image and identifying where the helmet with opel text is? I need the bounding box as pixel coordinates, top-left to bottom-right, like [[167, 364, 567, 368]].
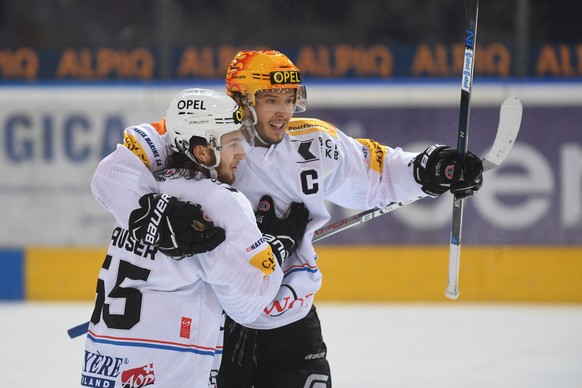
[[165, 88, 251, 169], [226, 50, 307, 112]]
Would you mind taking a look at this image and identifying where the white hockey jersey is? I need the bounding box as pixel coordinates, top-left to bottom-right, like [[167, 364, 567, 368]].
[[84, 159, 283, 388], [91, 118, 426, 331]]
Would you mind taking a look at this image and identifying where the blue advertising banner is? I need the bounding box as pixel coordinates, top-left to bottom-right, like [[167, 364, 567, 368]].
[[1, 44, 581, 81]]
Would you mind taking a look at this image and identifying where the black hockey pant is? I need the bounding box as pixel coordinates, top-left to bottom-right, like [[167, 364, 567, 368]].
[[217, 305, 332, 388]]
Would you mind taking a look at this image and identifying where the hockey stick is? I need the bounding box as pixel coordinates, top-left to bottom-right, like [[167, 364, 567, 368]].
[[67, 321, 90, 339], [312, 96, 522, 244], [445, 0, 480, 300]]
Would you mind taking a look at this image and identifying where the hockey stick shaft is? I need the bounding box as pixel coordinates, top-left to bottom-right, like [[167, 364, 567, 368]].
[[445, 0, 480, 300], [312, 96, 522, 244]]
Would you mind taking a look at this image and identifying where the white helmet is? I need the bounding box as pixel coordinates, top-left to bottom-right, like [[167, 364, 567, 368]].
[[165, 88, 249, 171]]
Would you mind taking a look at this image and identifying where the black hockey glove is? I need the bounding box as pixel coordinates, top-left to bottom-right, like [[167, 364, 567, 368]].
[[413, 144, 483, 198], [255, 195, 310, 266], [129, 193, 226, 260]]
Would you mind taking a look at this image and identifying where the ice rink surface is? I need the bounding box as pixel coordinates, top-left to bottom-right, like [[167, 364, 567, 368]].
[[1, 301, 581, 388]]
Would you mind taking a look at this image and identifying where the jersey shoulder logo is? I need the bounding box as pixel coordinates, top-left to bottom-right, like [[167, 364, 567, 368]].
[[249, 246, 277, 276], [287, 118, 338, 138], [124, 132, 150, 168], [357, 138, 387, 174]]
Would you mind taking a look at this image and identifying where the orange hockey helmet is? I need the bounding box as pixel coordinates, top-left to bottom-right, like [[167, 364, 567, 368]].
[[226, 50, 307, 112]]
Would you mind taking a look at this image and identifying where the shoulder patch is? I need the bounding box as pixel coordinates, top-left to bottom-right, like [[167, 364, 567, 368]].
[[357, 138, 387, 174], [124, 132, 150, 168], [249, 245, 277, 276], [287, 118, 338, 138]]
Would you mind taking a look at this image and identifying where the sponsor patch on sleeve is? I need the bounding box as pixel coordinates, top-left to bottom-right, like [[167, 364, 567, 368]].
[[249, 246, 277, 276], [357, 138, 386, 174], [124, 132, 151, 168]]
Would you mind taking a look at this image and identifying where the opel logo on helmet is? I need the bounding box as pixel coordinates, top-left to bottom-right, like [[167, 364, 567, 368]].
[[270, 70, 301, 85]]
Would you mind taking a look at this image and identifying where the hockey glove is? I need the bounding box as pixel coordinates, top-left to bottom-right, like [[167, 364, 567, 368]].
[[255, 195, 310, 265], [129, 193, 226, 260], [413, 145, 483, 198]]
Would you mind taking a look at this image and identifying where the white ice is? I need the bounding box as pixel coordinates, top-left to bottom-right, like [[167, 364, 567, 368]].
[[1, 302, 581, 387]]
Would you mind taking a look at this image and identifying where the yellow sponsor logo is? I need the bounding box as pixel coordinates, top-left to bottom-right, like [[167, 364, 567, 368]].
[[123, 133, 150, 168], [357, 138, 386, 174], [270, 70, 301, 85], [249, 246, 277, 276], [287, 118, 337, 138]]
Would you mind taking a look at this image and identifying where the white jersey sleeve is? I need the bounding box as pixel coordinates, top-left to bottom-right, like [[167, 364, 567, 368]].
[[156, 171, 283, 324], [91, 121, 170, 228]]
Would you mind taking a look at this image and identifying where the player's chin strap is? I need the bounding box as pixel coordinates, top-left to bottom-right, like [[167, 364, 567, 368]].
[[200, 150, 219, 180], [184, 143, 220, 180], [245, 105, 270, 147], [207, 167, 218, 180]]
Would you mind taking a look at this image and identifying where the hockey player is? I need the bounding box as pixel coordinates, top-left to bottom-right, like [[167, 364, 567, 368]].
[[83, 88, 309, 388], [90, 50, 484, 387]]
